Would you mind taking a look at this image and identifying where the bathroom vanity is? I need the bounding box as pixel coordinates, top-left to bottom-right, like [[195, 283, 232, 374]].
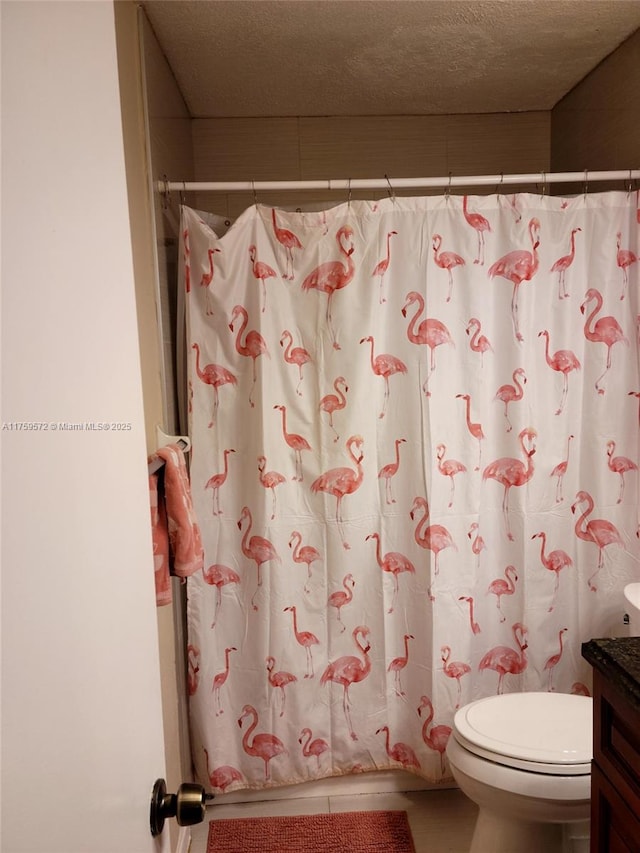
[[582, 638, 640, 853]]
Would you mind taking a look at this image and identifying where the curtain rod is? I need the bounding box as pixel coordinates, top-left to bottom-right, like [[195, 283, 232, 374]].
[[158, 170, 640, 194]]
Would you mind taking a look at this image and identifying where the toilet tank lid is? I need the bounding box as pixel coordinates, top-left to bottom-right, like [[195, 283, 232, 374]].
[[453, 692, 593, 765]]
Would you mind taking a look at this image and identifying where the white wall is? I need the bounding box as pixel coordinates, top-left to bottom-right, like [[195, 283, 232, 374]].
[[1, 2, 169, 851]]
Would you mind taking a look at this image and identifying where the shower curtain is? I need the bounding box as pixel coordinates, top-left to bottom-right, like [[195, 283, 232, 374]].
[[182, 191, 639, 793]]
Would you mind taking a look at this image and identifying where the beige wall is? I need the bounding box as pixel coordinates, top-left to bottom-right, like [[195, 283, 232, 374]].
[[114, 7, 195, 850], [3, 2, 169, 849], [114, 1, 164, 452], [141, 12, 196, 436], [138, 0, 196, 799], [192, 111, 551, 218], [551, 28, 640, 193]]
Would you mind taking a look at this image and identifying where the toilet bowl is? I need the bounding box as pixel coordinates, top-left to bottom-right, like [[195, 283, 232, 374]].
[[624, 582, 640, 635], [446, 692, 592, 853]]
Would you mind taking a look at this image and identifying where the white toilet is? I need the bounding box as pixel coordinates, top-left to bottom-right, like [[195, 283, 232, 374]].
[[446, 691, 592, 853], [624, 582, 640, 635]]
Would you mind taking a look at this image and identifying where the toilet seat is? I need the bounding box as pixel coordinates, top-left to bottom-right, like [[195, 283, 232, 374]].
[[452, 692, 592, 776]]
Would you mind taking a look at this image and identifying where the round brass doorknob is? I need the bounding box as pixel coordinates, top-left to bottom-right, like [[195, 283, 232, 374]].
[[150, 778, 214, 837]]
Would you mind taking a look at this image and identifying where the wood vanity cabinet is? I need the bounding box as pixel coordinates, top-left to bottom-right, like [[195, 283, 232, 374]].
[[582, 639, 640, 853]]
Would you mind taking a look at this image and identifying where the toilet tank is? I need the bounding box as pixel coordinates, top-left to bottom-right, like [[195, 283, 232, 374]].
[[623, 583, 640, 636]]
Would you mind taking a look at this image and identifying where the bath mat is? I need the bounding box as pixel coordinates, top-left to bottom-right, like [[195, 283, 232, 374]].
[[206, 808, 416, 852]]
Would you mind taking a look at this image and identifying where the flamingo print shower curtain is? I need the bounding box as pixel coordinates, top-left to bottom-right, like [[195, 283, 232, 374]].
[[183, 191, 639, 793]]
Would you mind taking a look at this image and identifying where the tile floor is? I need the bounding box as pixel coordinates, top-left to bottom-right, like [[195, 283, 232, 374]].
[[190, 787, 478, 852]]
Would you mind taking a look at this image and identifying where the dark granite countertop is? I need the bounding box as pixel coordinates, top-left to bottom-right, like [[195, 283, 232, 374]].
[[582, 637, 640, 711]]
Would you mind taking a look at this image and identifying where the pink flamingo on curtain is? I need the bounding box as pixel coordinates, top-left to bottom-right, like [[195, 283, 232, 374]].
[[479, 623, 529, 694], [483, 427, 537, 541], [550, 227, 581, 300], [284, 605, 320, 679], [237, 506, 281, 611], [192, 343, 236, 428], [571, 683, 591, 697], [212, 646, 236, 716], [550, 434, 574, 503], [301, 225, 355, 349], [571, 491, 624, 591], [265, 656, 297, 717], [531, 531, 572, 613], [467, 522, 486, 571], [273, 404, 312, 481], [376, 725, 420, 770], [494, 368, 527, 432], [203, 751, 243, 792], [366, 532, 416, 614], [432, 234, 465, 302], [462, 195, 491, 265], [237, 704, 287, 782], [248, 245, 277, 312], [465, 317, 493, 366], [372, 229, 397, 303], [488, 217, 540, 342], [544, 628, 568, 691], [402, 291, 454, 396], [202, 563, 240, 628], [458, 596, 481, 635], [580, 288, 628, 395], [387, 633, 414, 696], [311, 435, 364, 550], [288, 530, 321, 594], [436, 443, 467, 508], [321, 625, 372, 741], [378, 438, 406, 505], [359, 336, 407, 418], [456, 393, 485, 471], [200, 246, 221, 315], [328, 573, 355, 632], [257, 455, 286, 520], [418, 695, 451, 776], [205, 448, 235, 516], [487, 565, 518, 622], [299, 728, 329, 772], [319, 376, 349, 443], [441, 645, 471, 709], [229, 304, 269, 408], [410, 496, 456, 600], [606, 440, 638, 504], [616, 231, 637, 301], [279, 330, 311, 396], [271, 209, 302, 280], [538, 331, 581, 416]]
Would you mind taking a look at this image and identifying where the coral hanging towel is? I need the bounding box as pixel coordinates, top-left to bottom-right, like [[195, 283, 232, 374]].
[[149, 471, 171, 606], [149, 443, 204, 605]]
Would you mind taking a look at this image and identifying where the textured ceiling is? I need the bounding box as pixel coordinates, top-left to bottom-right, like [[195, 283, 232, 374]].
[[141, 0, 640, 118]]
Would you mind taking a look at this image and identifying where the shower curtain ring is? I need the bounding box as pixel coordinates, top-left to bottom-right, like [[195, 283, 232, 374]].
[[347, 178, 352, 207], [540, 171, 547, 197], [583, 170, 589, 199], [161, 174, 171, 210], [495, 172, 504, 195], [252, 180, 258, 206], [180, 181, 187, 205], [385, 174, 396, 203], [626, 168, 633, 196], [445, 172, 452, 200]]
